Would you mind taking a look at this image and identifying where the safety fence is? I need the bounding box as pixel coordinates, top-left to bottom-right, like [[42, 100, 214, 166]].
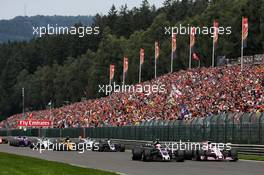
[[0, 112, 264, 144]]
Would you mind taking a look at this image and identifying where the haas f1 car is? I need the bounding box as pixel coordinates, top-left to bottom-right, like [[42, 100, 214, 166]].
[[132, 141, 184, 162], [185, 141, 238, 161], [97, 139, 125, 152]]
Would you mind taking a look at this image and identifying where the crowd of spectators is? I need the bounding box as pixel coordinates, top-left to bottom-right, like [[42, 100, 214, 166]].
[[1, 64, 263, 128]]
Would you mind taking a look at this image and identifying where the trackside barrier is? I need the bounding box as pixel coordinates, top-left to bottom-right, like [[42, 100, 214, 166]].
[[0, 112, 264, 144], [2, 135, 263, 156], [110, 139, 264, 156]]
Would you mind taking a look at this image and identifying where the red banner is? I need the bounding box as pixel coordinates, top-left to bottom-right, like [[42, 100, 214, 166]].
[[155, 41, 159, 60], [172, 33, 177, 53], [109, 64, 115, 80], [242, 17, 248, 41], [213, 20, 219, 44], [140, 48, 144, 65], [123, 57, 128, 73], [190, 27, 196, 48], [18, 120, 52, 127]]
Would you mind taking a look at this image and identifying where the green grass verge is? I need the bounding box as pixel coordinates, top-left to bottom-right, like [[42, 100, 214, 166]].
[[239, 154, 264, 161], [0, 152, 117, 175]]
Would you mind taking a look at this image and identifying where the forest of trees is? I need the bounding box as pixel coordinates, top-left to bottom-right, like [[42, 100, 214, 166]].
[[0, 0, 263, 120], [0, 15, 94, 42]]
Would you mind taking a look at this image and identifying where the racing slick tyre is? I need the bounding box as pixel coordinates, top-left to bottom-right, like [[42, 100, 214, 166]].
[[143, 149, 152, 162], [229, 149, 238, 162], [9, 140, 13, 146], [11, 141, 15, 146], [193, 150, 204, 161], [174, 150, 185, 162], [114, 143, 125, 152], [98, 143, 105, 152], [132, 147, 142, 160], [184, 150, 193, 160], [10, 140, 19, 147], [119, 144, 125, 152]]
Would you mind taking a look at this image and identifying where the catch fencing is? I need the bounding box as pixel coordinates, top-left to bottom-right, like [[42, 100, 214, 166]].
[[0, 112, 264, 144]]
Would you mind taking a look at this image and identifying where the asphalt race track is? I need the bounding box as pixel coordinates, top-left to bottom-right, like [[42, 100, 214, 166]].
[[0, 144, 263, 175]]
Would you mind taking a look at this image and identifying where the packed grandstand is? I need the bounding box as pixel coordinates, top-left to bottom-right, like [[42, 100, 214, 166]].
[[0, 62, 263, 129]]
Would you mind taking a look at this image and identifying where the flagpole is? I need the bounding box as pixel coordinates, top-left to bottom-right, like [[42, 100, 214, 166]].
[[241, 18, 244, 71], [109, 65, 111, 86], [154, 42, 159, 78], [155, 57, 157, 78], [49, 100, 53, 128], [155, 56, 157, 79], [22, 87, 25, 118], [122, 69, 125, 92], [189, 44, 192, 69], [139, 61, 142, 83], [189, 29, 192, 69], [241, 40, 243, 71], [212, 39, 215, 67], [109, 78, 112, 96], [123, 71, 125, 85], [171, 51, 173, 73]]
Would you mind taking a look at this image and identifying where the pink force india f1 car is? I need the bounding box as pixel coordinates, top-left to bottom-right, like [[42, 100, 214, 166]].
[[184, 141, 238, 161]]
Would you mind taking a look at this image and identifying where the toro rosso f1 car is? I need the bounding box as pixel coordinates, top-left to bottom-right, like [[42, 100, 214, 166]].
[[132, 141, 184, 162], [96, 139, 125, 152], [185, 141, 238, 161]]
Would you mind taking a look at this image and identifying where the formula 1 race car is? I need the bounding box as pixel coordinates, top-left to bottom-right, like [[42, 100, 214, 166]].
[[185, 141, 238, 161], [132, 142, 185, 162], [30, 138, 54, 150], [53, 137, 77, 151], [96, 139, 125, 152], [0, 137, 8, 144], [77, 137, 99, 151], [9, 136, 31, 147]]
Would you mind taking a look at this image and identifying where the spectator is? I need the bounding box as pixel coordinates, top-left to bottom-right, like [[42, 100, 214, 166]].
[[0, 64, 263, 129]]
